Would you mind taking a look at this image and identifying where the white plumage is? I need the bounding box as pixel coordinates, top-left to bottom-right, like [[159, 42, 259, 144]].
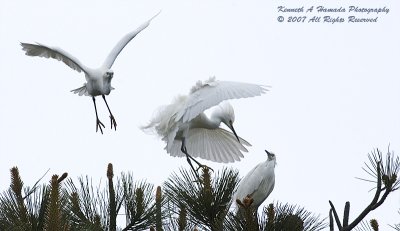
[[20, 12, 159, 133], [142, 77, 267, 164], [233, 150, 276, 209]]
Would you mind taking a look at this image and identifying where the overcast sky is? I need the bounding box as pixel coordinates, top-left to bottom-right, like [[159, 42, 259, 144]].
[[1, 0, 399, 229]]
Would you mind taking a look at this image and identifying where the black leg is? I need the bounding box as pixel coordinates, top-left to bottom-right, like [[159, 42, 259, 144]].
[[102, 95, 117, 130], [180, 138, 212, 180], [181, 139, 200, 180], [92, 97, 105, 134]]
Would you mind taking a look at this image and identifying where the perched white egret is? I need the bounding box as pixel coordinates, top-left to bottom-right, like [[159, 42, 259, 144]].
[[20, 12, 159, 134], [233, 150, 276, 210], [142, 77, 267, 170]]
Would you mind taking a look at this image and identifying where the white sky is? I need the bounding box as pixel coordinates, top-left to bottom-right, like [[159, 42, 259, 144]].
[[1, 0, 399, 229]]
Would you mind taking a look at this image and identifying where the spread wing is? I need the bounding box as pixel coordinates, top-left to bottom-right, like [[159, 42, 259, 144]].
[[176, 77, 268, 123], [102, 11, 160, 69], [167, 128, 251, 163], [20, 42, 88, 74]]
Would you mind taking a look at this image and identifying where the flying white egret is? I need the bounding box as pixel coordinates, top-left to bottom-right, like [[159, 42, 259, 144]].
[[20, 12, 159, 134], [233, 150, 276, 210], [142, 77, 267, 172]]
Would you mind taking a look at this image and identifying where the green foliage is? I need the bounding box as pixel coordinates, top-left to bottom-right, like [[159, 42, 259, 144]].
[[0, 167, 60, 231], [228, 196, 259, 230], [155, 186, 163, 231], [44, 173, 70, 231], [65, 176, 109, 230], [0, 167, 30, 230], [107, 163, 117, 231], [177, 203, 187, 231], [161, 201, 198, 231], [24, 185, 50, 230], [2, 154, 395, 231], [360, 149, 400, 191], [354, 219, 379, 231], [260, 203, 326, 231], [121, 172, 159, 230], [164, 167, 239, 231], [224, 202, 326, 231], [330, 148, 400, 231]]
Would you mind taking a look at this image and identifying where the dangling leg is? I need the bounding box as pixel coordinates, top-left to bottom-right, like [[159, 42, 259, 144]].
[[180, 138, 212, 179], [181, 138, 201, 179], [92, 97, 105, 134], [102, 95, 117, 130]]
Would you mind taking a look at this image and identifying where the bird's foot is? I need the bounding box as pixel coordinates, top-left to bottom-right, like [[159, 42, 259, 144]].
[[96, 119, 105, 134], [196, 164, 214, 173], [110, 114, 117, 130], [191, 165, 213, 184]]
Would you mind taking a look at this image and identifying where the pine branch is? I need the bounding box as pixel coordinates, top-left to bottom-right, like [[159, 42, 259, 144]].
[[178, 203, 187, 231], [23, 168, 50, 200], [354, 219, 379, 231], [235, 196, 258, 230], [259, 202, 326, 231], [107, 163, 117, 231], [329, 148, 400, 231], [65, 177, 107, 230], [155, 186, 163, 231], [44, 175, 62, 231], [164, 167, 239, 231], [121, 173, 156, 231], [10, 167, 29, 224]]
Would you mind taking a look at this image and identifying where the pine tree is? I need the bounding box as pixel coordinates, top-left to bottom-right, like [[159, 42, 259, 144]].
[[0, 148, 398, 230]]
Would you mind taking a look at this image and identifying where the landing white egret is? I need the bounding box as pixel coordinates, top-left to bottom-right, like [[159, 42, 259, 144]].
[[142, 77, 267, 171], [233, 150, 276, 210], [21, 12, 159, 133]]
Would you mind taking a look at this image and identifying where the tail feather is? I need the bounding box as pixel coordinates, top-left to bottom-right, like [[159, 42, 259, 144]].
[[70, 85, 89, 96]]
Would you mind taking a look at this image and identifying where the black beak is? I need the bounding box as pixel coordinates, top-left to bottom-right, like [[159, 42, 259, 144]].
[[265, 150, 274, 159], [265, 150, 272, 159], [229, 121, 240, 143]]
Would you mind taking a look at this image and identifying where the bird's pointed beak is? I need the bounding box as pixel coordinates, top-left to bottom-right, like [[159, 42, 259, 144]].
[[229, 121, 240, 143], [265, 150, 276, 164], [265, 150, 272, 158]]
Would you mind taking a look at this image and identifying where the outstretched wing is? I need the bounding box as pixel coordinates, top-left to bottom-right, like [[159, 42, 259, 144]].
[[21, 42, 88, 74], [167, 128, 251, 163], [176, 77, 268, 123], [102, 11, 160, 69]]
